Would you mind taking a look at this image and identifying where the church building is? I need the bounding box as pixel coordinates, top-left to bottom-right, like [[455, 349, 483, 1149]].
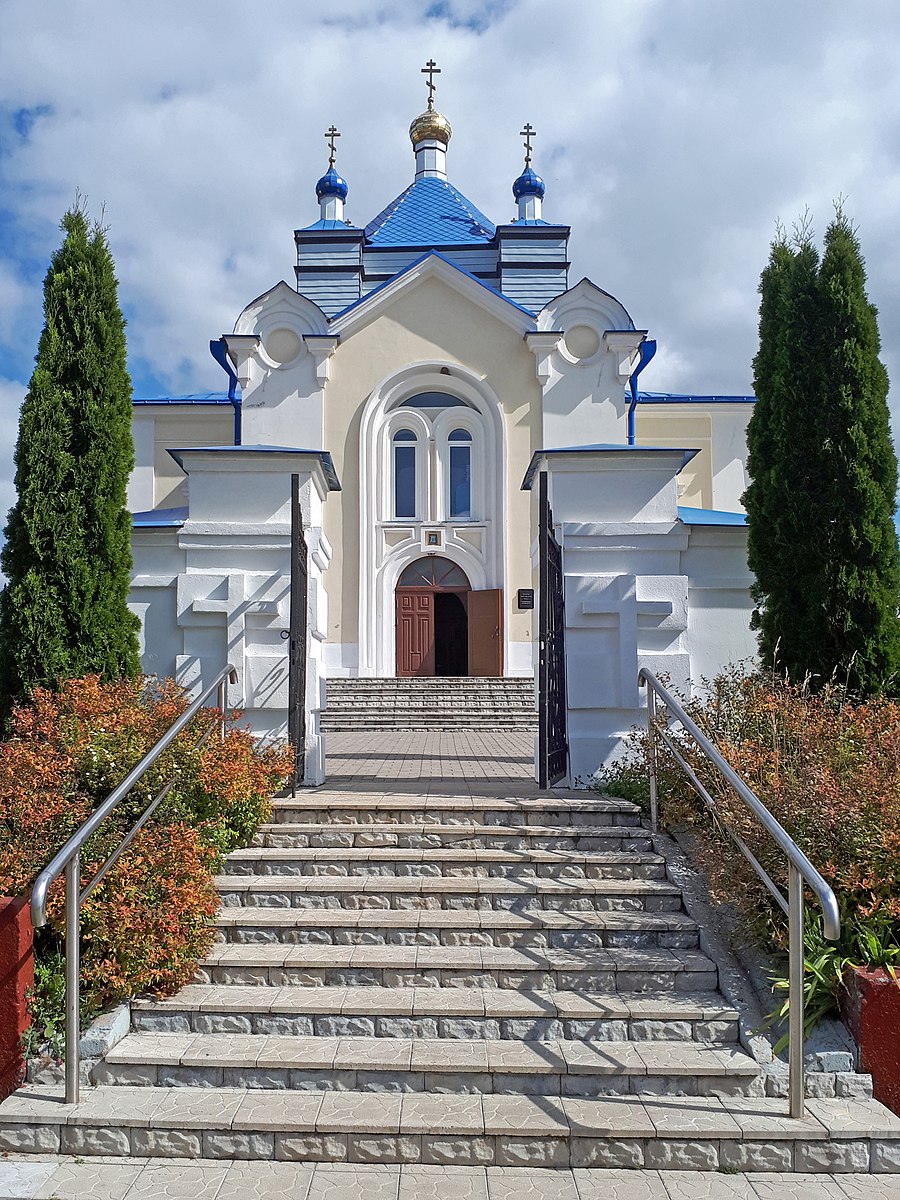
[[127, 66, 757, 782]]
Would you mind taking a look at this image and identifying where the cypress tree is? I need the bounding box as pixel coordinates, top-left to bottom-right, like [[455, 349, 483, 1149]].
[[744, 210, 900, 694], [0, 205, 141, 714]]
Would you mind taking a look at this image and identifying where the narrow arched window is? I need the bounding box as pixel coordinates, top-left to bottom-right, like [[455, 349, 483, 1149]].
[[393, 429, 417, 518], [448, 428, 472, 518]]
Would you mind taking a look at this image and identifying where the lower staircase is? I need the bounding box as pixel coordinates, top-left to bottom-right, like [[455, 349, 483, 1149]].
[[2, 780, 899, 1175], [321, 677, 537, 731]]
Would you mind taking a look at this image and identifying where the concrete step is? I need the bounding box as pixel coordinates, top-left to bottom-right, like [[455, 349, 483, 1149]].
[[321, 721, 539, 731], [131, 986, 739, 1043], [92, 1034, 760, 1097], [253, 823, 653, 852], [269, 795, 642, 827], [215, 874, 683, 912], [210, 907, 699, 951], [324, 686, 535, 696], [194, 944, 719, 992], [221, 847, 667, 880], [9, 1086, 899, 1170]]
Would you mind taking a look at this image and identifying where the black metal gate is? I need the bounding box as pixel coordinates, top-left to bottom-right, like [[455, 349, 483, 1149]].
[[538, 471, 568, 787], [287, 474, 309, 795]]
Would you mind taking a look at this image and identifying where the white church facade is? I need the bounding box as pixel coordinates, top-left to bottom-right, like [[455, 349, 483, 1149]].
[[127, 77, 758, 783]]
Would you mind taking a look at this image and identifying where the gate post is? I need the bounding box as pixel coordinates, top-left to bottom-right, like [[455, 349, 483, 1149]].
[[162, 447, 339, 784], [523, 446, 696, 784]]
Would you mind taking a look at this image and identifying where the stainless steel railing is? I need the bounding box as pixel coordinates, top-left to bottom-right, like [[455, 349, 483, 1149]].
[[637, 668, 840, 1118], [30, 664, 238, 1103]]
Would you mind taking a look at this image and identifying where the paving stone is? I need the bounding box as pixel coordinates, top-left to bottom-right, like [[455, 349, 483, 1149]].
[[485, 1165, 579, 1198], [306, 1162, 401, 1199], [657, 1171, 758, 1198], [122, 1162, 231, 1199], [398, 1165, 489, 1200], [216, 1161, 316, 1200], [0, 1160, 57, 1200], [572, 1168, 669, 1199], [745, 1174, 848, 1199]]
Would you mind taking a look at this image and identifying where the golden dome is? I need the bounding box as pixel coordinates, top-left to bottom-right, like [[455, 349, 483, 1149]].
[[409, 106, 452, 148]]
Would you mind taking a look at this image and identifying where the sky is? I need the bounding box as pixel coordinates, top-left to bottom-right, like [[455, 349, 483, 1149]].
[[1, 0, 899, 525]]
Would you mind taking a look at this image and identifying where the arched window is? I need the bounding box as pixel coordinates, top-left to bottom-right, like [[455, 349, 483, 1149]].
[[398, 556, 470, 588], [393, 429, 417, 518], [448, 428, 472, 519]]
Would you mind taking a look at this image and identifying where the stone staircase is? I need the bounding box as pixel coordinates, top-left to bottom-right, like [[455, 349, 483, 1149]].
[[320, 677, 537, 731], [2, 782, 899, 1175]]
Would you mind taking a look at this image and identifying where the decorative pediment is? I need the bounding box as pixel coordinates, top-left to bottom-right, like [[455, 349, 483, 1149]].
[[330, 252, 536, 341]]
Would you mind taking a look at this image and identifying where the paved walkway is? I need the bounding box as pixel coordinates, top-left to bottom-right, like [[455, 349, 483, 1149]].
[[0, 1157, 894, 1198]]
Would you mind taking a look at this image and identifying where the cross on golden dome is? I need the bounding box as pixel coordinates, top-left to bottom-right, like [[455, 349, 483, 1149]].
[[421, 58, 441, 110], [325, 125, 340, 168]]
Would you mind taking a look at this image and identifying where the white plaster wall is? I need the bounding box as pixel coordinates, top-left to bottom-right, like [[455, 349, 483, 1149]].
[[709, 406, 753, 511], [534, 450, 756, 785], [129, 451, 335, 785], [682, 525, 758, 682], [128, 412, 155, 512]]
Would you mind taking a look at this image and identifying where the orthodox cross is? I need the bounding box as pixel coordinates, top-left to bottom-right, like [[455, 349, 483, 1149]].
[[325, 124, 340, 168], [421, 58, 441, 109], [520, 123, 536, 167]]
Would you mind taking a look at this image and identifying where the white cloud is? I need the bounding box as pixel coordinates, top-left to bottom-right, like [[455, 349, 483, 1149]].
[[0, 0, 897, 492]]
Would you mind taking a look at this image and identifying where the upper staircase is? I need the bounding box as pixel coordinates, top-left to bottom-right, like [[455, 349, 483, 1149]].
[[321, 677, 538, 731], [3, 756, 899, 1175]]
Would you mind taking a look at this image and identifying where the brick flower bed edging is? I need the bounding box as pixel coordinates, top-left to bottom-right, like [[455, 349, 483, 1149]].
[[0, 897, 33, 1100], [842, 966, 900, 1115]]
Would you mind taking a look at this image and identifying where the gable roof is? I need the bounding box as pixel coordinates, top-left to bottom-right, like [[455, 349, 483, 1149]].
[[365, 177, 496, 247], [330, 250, 535, 337]]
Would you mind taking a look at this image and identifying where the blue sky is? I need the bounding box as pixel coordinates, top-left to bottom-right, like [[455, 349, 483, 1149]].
[[1, 0, 899, 522]]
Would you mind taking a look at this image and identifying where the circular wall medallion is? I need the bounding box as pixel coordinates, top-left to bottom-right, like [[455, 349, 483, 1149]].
[[264, 327, 303, 365], [563, 324, 601, 361]]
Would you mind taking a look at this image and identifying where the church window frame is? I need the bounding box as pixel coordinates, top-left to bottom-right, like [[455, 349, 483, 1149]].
[[447, 428, 473, 519], [392, 428, 418, 519]]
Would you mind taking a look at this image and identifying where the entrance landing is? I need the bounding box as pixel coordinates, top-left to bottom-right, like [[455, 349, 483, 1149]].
[[325, 730, 535, 785]]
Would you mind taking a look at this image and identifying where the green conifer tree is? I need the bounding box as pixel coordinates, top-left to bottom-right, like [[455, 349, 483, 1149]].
[[0, 206, 141, 714], [744, 210, 900, 694]]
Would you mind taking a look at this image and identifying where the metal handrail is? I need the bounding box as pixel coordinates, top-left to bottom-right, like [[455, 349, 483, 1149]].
[[637, 668, 840, 1118], [30, 664, 237, 1103]]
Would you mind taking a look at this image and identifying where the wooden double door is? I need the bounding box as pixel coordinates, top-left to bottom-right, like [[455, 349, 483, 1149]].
[[396, 587, 503, 677]]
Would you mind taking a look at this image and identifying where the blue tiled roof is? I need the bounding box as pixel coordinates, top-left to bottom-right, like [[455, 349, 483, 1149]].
[[302, 219, 360, 231], [365, 178, 496, 247]]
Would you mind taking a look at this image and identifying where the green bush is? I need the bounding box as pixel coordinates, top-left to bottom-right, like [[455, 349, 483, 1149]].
[[1, 675, 293, 1049], [602, 667, 900, 1031]]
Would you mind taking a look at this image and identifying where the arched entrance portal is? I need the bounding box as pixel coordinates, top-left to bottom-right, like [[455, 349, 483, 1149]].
[[395, 556, 502, 677]]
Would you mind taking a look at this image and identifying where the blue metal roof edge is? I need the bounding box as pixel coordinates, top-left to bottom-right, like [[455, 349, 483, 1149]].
[[521, 444, 700, 491], [678, 506, 747, 527], [330, 250, 536, 323], [638, 391, 756, 404], [165, 444, 341, 491], [132, 506, 189, 528], [133, 393, 232, 406]]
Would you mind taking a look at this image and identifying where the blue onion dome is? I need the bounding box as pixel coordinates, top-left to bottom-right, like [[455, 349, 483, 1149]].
[[315, 167, 348, 200], [512, 165, 545, 200]]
